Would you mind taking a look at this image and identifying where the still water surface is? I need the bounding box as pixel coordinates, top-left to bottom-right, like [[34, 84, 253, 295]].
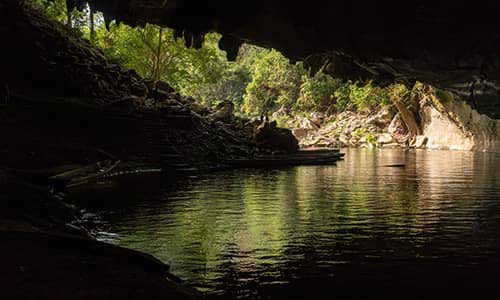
[[93, 149, 500, 299]]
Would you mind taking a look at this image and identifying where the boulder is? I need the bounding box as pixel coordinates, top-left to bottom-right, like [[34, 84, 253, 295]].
[[208, 101, 235, 122], [376, 107, 395, 125], [292, 128, 308, 140], [365, 107, 395, 128], [412, 135, 428, 148], [298, 117, 319, 130], [272, 106, 290, 118], [377, 133, 394, 144], [131, 81, 148, 97], [388, 113, 407, 135], [382, 143, 401, 148], [155, 80, 175, 93], [190, 102, 209, 115], [309, 112, 325, 126], [339, 134, 350, 146], [149, 89, 169, 101], [254, 121, 299, 153], [349, 137, 360, 146]]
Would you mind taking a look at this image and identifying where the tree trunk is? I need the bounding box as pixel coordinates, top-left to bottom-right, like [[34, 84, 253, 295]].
[[65, 0, 73, 28], [154, 27, 163, 82], [392, 96, 421, 136], [66, 9, 72, 28], [89, 8, 95, 44]]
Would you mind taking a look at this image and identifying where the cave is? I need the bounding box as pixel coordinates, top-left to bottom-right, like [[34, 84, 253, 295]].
[[1, 0, 500, 299]]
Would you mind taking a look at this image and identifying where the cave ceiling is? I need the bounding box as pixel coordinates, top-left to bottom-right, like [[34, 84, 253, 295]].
[[72, 0, 500, 118]]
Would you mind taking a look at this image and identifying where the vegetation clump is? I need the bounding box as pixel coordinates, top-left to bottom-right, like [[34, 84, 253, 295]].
[[32, 0, 395, 118]]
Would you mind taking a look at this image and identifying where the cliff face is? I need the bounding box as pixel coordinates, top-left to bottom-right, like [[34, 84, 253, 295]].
[[80, 0, 500, 119], [419, 88, 500, 152]]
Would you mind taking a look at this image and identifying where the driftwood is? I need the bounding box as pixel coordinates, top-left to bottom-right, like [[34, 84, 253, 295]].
[[8, 164, 83, 177], [50, 160, 121, 188]]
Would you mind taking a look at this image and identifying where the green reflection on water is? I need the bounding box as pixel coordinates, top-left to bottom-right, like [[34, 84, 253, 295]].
[[102, 149, 500, 294]]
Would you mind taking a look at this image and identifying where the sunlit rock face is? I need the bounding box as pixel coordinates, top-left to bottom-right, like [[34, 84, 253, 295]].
[[419, 88, 500, 152], [84, 0, 500, 119]]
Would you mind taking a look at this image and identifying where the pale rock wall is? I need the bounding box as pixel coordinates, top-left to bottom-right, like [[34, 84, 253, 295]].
[[419, 89, 500, 152]]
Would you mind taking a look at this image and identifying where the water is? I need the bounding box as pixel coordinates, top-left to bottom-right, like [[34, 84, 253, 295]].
[[88, 149, 500, 299]]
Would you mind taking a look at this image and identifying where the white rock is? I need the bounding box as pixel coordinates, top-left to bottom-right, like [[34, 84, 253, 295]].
[[309, 112, 325, 126], [298, 117, 319, 130], [413, 135, 428, 148], [377, 133, 394, 144], [339, 134, 350, 145], [388, 113, 406, 134], [376, 107, 395, 124]]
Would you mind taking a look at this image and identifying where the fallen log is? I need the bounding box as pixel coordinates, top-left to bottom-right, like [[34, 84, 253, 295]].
[[50, 160, 121, 188]]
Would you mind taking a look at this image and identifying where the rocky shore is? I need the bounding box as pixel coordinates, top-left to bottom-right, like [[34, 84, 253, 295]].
[[276, 107, 410, 149], [278, 84, 500, 152]]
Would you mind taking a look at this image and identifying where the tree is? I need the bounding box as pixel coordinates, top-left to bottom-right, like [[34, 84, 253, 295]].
[[33, 1, 395, 117], [296, 70, 340, 111], [388, 84, 421, 136], [243, 48, 303, 116], [32, 0, 67, 23]]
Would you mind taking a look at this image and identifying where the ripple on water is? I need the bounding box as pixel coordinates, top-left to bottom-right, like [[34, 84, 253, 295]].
[[95, 149, 500, 298]]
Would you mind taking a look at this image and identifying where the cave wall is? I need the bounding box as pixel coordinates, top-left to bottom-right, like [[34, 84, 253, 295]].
[[0, 0, 147, 104]]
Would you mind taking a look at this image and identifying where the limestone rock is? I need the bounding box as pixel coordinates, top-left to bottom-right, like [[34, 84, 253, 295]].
[[208, 101, 235, 123], [272, 106, 290, 118], [382, 143, 401, 148], [388, 113, 406, 135], [366, 107, 394, 128], [155, 80, 175, 93], [292, 128, 308, 140], [339, 134, 349, 146], [377, 133, 394, 145], [309, 112, 324, 127], [413, 135, 428, 148], [298, 117, 319, 130], [376, 107, 395, 125]]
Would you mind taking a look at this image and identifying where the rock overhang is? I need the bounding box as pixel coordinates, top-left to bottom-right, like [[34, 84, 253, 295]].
[[57, 1, 500, 118]]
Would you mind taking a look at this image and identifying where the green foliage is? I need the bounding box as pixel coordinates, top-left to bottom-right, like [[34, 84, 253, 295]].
[[242, 48, 303, 116], [35, 3, 396, 117], [31, 0, 67, 23], [353, 128, 366, 139], [365, 132, 378, 145], [388, 84, 410, 104], [274, 114, 293, 129], [333, 81, 390, 112], [96, 22, 231, 105], [296, 71, 340, 111]]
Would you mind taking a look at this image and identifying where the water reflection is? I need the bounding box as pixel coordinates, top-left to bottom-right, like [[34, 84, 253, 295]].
[[93, 149, 500, 298]]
